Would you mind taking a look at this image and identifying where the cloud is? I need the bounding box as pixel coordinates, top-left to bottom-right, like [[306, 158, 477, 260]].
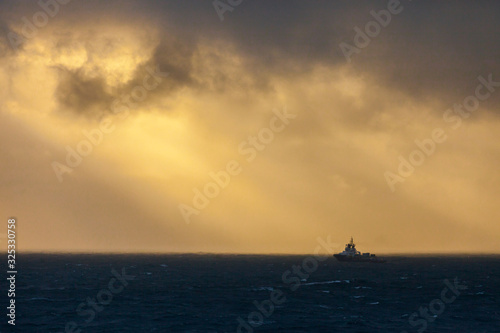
[[4, 0, 500, 116], [55, 67, 113, 115], [1, 0, 499, 253]]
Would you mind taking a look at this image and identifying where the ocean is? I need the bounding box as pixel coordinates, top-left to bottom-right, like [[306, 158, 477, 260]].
[[2, 254, 499, 332]]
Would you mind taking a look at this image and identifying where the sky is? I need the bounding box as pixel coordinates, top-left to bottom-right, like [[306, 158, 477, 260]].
[[1, 0, 499, 254]]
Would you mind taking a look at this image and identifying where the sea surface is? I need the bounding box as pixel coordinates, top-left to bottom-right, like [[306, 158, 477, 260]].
[[1, 254, 499, 332]]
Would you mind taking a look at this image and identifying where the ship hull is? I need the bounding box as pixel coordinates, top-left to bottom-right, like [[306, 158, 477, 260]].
[[334, 254, 386, 263]]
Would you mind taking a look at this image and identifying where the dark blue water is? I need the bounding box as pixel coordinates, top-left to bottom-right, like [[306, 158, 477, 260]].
[[1, 254, 499, 332]]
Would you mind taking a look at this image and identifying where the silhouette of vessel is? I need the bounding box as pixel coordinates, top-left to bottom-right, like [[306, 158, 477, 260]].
[[334, 237, 386, 263]]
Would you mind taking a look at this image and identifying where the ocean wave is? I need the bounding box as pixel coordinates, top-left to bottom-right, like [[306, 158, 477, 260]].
[[303, 280, 350, 286]]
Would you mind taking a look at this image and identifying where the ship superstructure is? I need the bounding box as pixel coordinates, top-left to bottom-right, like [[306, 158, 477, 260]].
[[333, 237, 385, 263]]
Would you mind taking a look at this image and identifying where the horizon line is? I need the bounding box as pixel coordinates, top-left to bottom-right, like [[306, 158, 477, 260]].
[[13, 251, 500, 256]]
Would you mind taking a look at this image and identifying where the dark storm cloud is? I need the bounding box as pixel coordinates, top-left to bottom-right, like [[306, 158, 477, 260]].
[[50, 39, 197, 116], [141, 0, 496, 111], [124, 35, 199, 99], [145, 0, 500, 102], [174, 0, 500, 109], [3, 0, 500, 115], [347, 1, 500, 104], [0, 20, 19, 57], [54, 68, 113, 116]]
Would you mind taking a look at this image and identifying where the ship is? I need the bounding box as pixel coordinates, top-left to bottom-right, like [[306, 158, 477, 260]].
[[333, 237, 386, 263]]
